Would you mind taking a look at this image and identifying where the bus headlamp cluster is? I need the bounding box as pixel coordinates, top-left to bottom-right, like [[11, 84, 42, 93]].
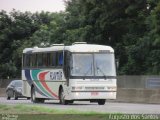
[[72, 86, 117, 91], [106, 86, 117, 91]]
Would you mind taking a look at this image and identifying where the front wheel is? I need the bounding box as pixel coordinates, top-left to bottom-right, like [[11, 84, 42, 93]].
[[59, 88, 68, 105], [98, 99, 106, 105]]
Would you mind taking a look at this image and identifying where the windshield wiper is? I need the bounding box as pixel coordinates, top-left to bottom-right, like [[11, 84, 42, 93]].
[[96, 66, 107, 79], [83, 63, 93, 79]]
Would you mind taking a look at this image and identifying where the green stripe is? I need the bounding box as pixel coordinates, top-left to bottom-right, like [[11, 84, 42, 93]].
[[31, 70, 52, 98]]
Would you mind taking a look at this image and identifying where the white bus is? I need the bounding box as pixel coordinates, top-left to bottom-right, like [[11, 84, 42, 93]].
[[22, 42, 117, 105]]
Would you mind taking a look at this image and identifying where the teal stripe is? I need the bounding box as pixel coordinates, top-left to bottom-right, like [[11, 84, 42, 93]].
[[31, 70, 52, 98]]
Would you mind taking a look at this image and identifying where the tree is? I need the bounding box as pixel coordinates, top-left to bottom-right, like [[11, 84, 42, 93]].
[[65, 0, 150, 75]]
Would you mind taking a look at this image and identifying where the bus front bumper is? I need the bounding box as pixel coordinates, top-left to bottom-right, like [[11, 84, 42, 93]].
[[66, 91, 116, 100]]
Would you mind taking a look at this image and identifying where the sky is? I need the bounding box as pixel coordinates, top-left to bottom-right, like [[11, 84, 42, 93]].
[[0, 0, 66, 13]]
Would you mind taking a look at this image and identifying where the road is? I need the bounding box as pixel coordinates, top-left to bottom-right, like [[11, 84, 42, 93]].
[[0, 97, 160, 114]]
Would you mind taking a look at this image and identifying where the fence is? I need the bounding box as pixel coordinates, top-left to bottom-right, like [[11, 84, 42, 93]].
[[116, 75, 160, 103]]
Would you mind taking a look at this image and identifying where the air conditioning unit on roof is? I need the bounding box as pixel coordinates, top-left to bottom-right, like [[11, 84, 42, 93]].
[[51, 44, 64, 46], [72, 42, 87, 45]]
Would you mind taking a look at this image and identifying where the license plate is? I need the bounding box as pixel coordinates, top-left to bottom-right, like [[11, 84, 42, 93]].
[[91, 92, 99, 96]]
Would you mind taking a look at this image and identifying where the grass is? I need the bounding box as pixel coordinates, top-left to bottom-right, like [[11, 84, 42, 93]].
[[0, 104, 158, 120], [0, 104, 107, 120], [0, 104, 99, 114]]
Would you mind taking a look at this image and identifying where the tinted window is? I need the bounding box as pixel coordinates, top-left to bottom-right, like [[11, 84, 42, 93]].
[[50, 52, 56, 66], [37, 53, 43, 67], [25, 54, 31, 67], [23, 51, 64, 68], [32, 54, 37, 67], [57, 52, 63, 66], [42, 53, 47, 66]]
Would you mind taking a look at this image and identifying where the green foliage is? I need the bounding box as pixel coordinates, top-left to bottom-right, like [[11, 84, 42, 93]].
[[0, 0, 160, 78], [0, 10, 58, 78]]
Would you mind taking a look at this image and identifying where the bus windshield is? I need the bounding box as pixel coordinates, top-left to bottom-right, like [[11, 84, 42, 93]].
[[94, 54, 116, 76], [70, 53, 116, 77], [71, 54, 93, 76]]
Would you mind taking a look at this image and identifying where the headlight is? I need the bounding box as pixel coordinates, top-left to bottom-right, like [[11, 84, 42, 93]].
[[16, 88, 22, 93], [106, 86, 117, 91]]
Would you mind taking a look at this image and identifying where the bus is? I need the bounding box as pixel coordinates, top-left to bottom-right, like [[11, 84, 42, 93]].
[[22, 42, 117, 105]]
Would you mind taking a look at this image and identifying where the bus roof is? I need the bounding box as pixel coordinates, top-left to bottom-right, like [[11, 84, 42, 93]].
[[23, 43, 114, 53]]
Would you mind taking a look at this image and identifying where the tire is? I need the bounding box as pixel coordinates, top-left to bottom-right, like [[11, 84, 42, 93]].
[[98, 99, 106, 105], [68, 100, 74, 104], [59, 88, 68, 105], [38, 98, 45, 103], [6, 91, 11, 100], [14, 92, 18, 100], [31, 87, 39, 103], [7, 96, 10, 100]]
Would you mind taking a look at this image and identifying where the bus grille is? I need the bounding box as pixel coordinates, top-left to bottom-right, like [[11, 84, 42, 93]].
[[85, 87, 105, 90]]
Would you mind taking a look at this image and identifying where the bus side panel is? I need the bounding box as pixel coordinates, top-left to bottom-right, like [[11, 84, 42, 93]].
[[33, 81, 63, 99], [22, 69, 65, 100]]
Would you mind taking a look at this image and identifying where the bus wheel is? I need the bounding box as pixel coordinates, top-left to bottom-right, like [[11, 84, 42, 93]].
[[59, 88, 68, 105], [31, 87, 39, 103], [98, 99, 106, 105], [38, 98, 45, 103], [68, 100, 74, 104]]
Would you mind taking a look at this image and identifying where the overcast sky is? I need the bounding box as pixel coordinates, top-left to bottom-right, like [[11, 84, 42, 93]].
[[0, 0, 66, 13]]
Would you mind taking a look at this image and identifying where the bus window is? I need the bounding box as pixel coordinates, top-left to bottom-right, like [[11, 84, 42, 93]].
[[47, 53, 51, 67], [25, 54, 30, 67], [42, 53, 47, 67], [37, 53, 43, 67], [50, 52, 56, 67], [32, 54, 37, 67], [29, 54, 33, 67], [58, 52, 63, 66]]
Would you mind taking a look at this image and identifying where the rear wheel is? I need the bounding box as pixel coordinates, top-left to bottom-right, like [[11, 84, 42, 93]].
[[59, 88, 68, 105], [38, 98, 45, 103], [98, 99, 106, 105], [68, 100, 74, 104]]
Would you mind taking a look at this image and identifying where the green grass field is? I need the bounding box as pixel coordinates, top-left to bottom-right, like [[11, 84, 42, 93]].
[[0, 104, 159, 120]]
